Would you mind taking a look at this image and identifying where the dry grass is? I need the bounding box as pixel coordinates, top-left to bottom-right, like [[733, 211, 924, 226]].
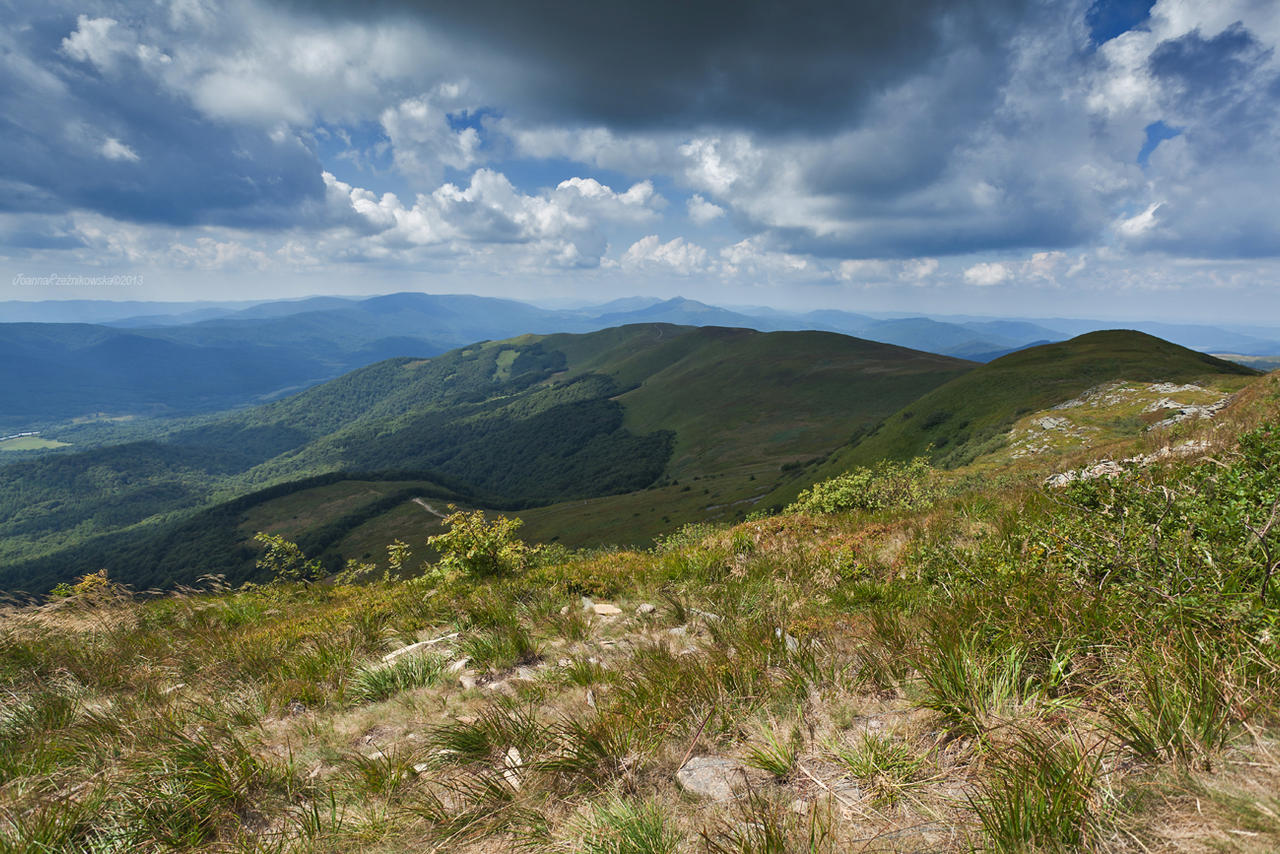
[[2, 371, 1279, 852]]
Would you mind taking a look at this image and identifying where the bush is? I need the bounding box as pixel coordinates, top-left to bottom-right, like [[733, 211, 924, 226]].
[[427, 508, 529, 578], [253, 533, 324, 584], [787, 456, 938, 515]]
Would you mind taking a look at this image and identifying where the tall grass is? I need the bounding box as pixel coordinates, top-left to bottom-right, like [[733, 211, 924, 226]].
[[573, 797, 682, 854], [1102, 640, 1241, 768], [347, 653, 444, 704], [969, 730, 1104, 852]]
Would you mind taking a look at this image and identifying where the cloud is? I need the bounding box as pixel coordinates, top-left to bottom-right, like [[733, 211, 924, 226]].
[[0, 8, 328, 227], [900, 258, 939, 281], [963, 261, 1011, 286], [622, 235, 709, 274], [687, 194, 724, 225], [278, 0, 1040, 133], [1091, 5, 1280, 257], [99, 138, 141, 162], [321, 168, 663, 269], [718, 236, 810, 277], [5, 0, 1280, 316], [381, 94, 483, 185]]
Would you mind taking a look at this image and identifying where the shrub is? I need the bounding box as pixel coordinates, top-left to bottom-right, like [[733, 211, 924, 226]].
[[427, 508, 529, 577], [253, 532, 324, 583], [787, 456, 938, 515]]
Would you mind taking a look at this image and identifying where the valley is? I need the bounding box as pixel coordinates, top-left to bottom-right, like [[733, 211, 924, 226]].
[[0, 323, 971, 591], [0, 320, 1261, 597], [4, 329, 1277, 853]]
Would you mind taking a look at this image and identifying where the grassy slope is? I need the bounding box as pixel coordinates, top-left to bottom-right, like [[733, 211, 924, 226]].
[[285, 327, 972, 552], [4, 372, 1278, 853], [786, 330, 1259, 504], [0, 324, 970, 586]]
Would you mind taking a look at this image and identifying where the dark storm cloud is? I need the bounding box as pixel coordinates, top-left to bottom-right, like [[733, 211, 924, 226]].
[[272, 0, 1036, 133], [1150, 22, 1272, 113], [0, 10, 327, 230]]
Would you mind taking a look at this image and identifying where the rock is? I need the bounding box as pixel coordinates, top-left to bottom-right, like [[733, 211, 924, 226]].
[[676, 755, 747, 801], [382, 632, 460, 663], [447, 657, 470, 674], [581, 596, 595, 612], [667, 625, 688, 637], [775, 627, 800, 652], [636, 603, 657, 616], [585, 689, 596, 708], [503, 747, 523, 790], [412, 762, 431, 774], [1033, 415, 1071, 431], [458, 672, 477, 690], [382, 640, 431, 663], [593, 603, 623, 616], [558, 657, 573, 667], [286, 700, 307, 717], [363, 750, 385, 761], [560, 605, 571, 616]]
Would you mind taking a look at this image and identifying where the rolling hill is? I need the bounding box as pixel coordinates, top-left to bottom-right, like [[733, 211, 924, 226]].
[[0, 294, 1095, 431], [0, 324, 972, 591], [792, 330, 1259, 498]]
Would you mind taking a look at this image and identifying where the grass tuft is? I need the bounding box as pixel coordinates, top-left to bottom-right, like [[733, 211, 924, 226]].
[[573, 796, 682, 854], [347, 653, 443, 704], [969, 730, 1103, 852]]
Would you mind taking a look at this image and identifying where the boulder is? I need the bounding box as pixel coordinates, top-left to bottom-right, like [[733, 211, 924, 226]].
[[676, 755, 747, 801]]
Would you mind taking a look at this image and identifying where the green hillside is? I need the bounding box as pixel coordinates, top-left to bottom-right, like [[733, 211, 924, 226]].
[[5, 370, 1278, 853], [0, 324, 971, 590], [791, 330, 1258, 499]]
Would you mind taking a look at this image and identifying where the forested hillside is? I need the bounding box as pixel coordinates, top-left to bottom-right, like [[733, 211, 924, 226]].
[[0, 324, 970, 591]]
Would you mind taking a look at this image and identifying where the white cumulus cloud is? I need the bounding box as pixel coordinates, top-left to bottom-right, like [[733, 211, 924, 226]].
[[622, 235, 709, 274], [687, 194, 725, 225], [963, 262, 1011, 286]]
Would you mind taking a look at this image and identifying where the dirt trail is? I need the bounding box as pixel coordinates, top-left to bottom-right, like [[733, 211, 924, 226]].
[[412, 497, 446, 518]]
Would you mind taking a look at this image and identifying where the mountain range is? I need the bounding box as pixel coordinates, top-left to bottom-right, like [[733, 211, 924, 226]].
[[0, 321, 1259, 593], [3, 292, 1279, 432]]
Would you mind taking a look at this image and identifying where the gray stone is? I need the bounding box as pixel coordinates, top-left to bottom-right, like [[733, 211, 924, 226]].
[[592, 602, 623, 616], [636, 603, 657, 616], [503, 746, 523, 790], [676, 755, 747, 801]]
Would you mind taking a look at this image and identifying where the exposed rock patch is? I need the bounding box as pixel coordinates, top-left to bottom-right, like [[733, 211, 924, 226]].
[[676, 755, 748, 801]]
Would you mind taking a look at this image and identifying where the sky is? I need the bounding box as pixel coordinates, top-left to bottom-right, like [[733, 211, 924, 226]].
[[1, 0, 1278, 322]]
